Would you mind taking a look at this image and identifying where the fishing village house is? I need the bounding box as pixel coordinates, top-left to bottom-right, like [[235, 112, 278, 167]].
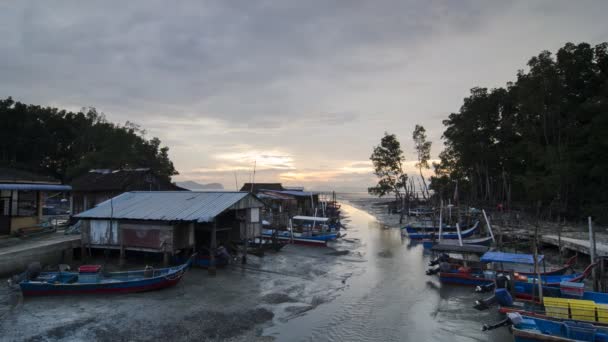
[[74, 191, 265, 269], [70, 168, 185, 215], [239, 183, 321, 226], [0, 168, 71, 236]]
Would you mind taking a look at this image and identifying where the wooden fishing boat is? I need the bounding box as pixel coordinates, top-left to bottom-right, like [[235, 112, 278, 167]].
[[495, 281, 608, 327], [261, 229, 337, 247], [510, 314, 608, 341], [14, 256, 194, 296], [402, 221, 478, 234], [438, 253, 593, 289], [406, 221, 479, 240], [431, 255, 577, 277], [420, 236, 494, 248], [261, 216, 339, 247]]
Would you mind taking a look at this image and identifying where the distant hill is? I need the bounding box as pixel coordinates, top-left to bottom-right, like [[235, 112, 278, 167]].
[[177, 181, 224, 190]]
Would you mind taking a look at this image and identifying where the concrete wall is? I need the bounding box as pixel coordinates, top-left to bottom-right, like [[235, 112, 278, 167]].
[[11, 216, 39, 233], [0, 237, 80, 277]]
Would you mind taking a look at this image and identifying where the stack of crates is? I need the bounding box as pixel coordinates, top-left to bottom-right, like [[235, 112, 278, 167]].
[[544, 296, 604, 323], [569, 299, 597, 322], [597, 304, 608, 323], [544, 297, 570, 319]]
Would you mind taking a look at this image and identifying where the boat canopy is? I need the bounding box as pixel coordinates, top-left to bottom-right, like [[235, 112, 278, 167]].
[[292, 216, 329, 222], [431, 244, 489, 254], [480, 252, 544, 265]]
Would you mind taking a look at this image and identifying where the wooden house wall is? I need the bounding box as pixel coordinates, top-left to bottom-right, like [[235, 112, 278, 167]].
[[120, 222, 174, 250]]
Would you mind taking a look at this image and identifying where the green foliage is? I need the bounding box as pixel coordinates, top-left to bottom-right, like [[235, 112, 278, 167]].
[[412, 124, 432, 198], [0, 98, 178, 181], [368, 132, 408, 199], [431, 42, 608, 222]]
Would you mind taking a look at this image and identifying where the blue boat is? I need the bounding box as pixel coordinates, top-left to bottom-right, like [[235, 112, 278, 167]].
[[510, 313, 608, 341], [261, 216, 339, 247], [261, 229, 338, 246], [13, 255, 194, 296], [438, 252, 594, 289], [407, 221, 479, 240]]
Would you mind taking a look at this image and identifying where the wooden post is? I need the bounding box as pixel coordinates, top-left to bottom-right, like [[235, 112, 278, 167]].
[[558, 227, 563, 265], [438, 199, 443, 242], [589, 216, 598, 291], [600, 257, 606, 293], [533, 226, 543, 304], [209, 219, 217, 276], [456, 223, 463, 247], [119, 225, 125, 267], [482, 209, 495, 243]]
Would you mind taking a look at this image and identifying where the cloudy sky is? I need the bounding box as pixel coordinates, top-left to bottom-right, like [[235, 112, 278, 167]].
[[1, 1, 607, 190]]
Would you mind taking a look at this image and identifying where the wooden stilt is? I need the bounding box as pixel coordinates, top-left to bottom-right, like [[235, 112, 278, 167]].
[[209, 219, 217, 276]]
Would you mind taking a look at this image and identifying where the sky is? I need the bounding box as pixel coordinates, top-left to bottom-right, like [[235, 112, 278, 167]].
[[1, 1, 607, 191]]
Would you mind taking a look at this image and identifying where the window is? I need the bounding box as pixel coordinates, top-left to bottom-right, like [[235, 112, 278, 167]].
[[16, 191, 37, 216], [250, 208, 260, 223]]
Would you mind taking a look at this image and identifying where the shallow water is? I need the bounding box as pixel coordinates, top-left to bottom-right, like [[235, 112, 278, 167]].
[[0, 200, 512, 341], [264, 201, 512, 341]]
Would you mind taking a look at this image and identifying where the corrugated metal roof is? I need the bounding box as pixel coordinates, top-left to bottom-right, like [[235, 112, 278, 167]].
[[271, 190, 318, 197], [75, 191, 263, 222], [0, 184, 72, 191]]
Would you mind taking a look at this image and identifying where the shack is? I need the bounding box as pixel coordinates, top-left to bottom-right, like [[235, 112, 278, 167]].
[[75, 191, 265, 265], [70, 168, 186, 215], [240, 183, 284, 193], [0, 168, 71, 235]]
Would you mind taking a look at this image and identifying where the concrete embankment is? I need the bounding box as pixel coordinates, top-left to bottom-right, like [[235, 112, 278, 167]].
[[0, 233, 80, 276]]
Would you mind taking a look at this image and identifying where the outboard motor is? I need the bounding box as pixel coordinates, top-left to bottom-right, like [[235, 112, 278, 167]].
[[475, 283, 495, 293], [474, 288, 514, 310], [482, 312, 522, 332], [7, 262, 42, 288], [429, 253, 450, 267]]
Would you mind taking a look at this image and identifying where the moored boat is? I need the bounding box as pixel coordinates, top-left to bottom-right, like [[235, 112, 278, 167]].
[[420, 235, 494, 248], [436, 252, 593, 289], [484, 312, 608, 341], [261, 215, 339, 247], [12, 255, 195, 296], [402, 221, 478, 234], [406, 221, 479, 240]]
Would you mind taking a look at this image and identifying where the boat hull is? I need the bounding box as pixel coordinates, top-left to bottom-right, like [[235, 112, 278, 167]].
[[19, 268, 187, 296], [407, 222, 479, 240], [421, 236, 494, 248], [263, 234, 328, 247], [438, 271, 586, 289]]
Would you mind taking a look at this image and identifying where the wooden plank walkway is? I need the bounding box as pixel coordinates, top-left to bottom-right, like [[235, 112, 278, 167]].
[[540, 234, 608, 257]]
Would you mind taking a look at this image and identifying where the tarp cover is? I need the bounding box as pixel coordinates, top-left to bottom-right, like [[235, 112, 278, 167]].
[[480, 251, 544, 265]]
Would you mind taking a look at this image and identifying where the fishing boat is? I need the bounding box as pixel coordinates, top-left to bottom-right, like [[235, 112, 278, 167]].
[[261, 216, 339, 247], [437, 252, 593, 288], [420, 236, 494, 248], [402, 221, 478, 234], [11, 255, 194, 296], [406, 221, 479, 240], [431, 254, 577, 277], [484, 312, 608, 341], [491, 281, 608, 327]]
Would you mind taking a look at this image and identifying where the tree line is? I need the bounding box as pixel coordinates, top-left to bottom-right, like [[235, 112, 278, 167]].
[[0, 97, 178, 182], [431, 42, 608, 222], [369, 42, 608, 223]]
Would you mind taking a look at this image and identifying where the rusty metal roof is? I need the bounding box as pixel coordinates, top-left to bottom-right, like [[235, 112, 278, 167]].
[[75, 191, 264, 222]]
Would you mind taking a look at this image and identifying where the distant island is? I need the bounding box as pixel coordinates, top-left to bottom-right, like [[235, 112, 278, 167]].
[[177, 181, 224, 190]]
